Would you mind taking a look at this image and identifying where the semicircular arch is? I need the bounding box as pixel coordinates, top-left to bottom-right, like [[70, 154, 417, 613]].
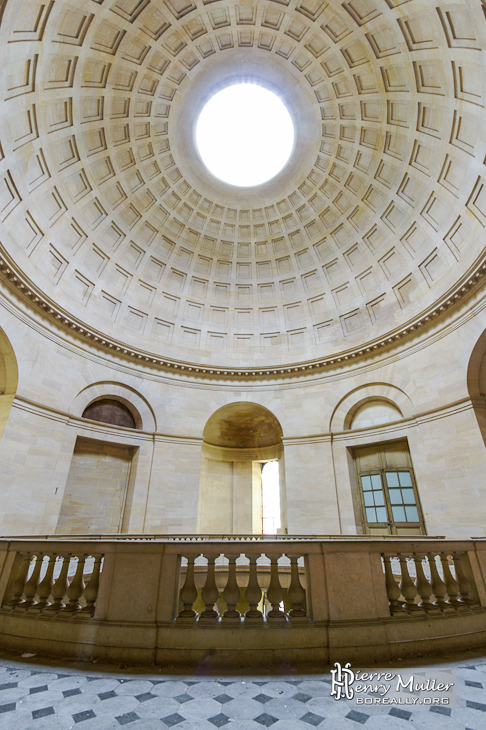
[[329, 383, 413, 433], [70, 382, 157, 432]]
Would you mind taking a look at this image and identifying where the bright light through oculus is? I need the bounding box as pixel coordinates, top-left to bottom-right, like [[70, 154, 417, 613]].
[[196, 83, 294, 187]]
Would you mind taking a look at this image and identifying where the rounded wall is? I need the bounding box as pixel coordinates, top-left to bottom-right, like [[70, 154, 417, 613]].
[[0, 272, 485, 537]]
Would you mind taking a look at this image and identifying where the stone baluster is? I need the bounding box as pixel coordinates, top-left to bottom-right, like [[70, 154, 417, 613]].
[[177, 555, 198, 621], [452, 553, 476, 606], [245, 556, 263, 622], [266, 554, 285, 622], [413, 554, 438, 613], [399, 555, 421, 613], [440, 553, 462, 608], [31, 554, 56, 613], [382, 555, 403, 615], [427, 553, 449, 610], [43, 554, 71, 615], [6, 553, 33, 608], [21, 553, 44, 610], [287, 555, 307, 621], [79, 555, 103, 617], [222, 556, 241, 623], [63, 556, 86, 614], [200, 555, 220, 621]]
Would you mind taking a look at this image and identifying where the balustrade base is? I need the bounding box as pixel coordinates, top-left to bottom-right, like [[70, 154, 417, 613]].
[[0, 607, 484, 670]]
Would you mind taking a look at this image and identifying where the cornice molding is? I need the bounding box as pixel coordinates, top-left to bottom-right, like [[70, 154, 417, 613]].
[[1, 245, 485, 382]]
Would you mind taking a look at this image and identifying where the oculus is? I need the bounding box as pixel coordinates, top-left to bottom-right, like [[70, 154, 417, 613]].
[[195, 83, 294, 187]]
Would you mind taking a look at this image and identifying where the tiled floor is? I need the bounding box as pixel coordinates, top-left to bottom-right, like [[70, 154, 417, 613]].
[[0, 649, 484, 730]]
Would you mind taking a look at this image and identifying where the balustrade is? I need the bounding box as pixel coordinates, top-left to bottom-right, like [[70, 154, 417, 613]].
[[382, 551, 478, 616], [3, 551, 104, 618], [0, 537, 483, 667], [175, 550, 307, 624]]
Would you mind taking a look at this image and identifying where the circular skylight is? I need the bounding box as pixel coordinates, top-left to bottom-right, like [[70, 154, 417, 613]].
[[195, 83, 295, 187]]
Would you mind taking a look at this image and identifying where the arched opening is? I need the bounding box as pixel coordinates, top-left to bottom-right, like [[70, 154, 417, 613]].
[[467, 329, 486, 447], [198, 402, 285, 535], [0, 327, 18, 443]]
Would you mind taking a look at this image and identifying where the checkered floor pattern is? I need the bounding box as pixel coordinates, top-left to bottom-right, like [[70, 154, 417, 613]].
[[0, 651, 484, 730]]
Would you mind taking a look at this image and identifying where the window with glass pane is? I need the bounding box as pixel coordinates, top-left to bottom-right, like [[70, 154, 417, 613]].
[[385, 471, 419, 522], [360, 474, 387, 523], [354, 440, 426, 535]]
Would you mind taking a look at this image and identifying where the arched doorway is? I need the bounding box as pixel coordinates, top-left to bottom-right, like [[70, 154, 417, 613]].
[[197, 402, 285, 535], [0, 327, 18, 442], [467, 329, 486, 448]]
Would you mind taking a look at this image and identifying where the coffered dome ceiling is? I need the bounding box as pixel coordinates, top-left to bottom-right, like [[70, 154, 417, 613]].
[[0, 0, 485, 372]]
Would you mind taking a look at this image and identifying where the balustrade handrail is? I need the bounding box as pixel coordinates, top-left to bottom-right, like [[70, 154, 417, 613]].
[[0, 532, 451, 542]]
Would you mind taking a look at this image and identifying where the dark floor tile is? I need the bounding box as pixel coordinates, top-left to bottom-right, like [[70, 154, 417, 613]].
[[116, 711, 140, 725], [135, 692, 156, 703], [73, 709, 97, 723], [219, 682, 234, 687], [208, 713, 231, 728], [63, 688, 82, 698], [161, 713, 185, 727], [465, 681, 484, 688], [345, 710, 369, 724], [30, 685, 48, 694], [253, 694, 272, 704], [293, 692, 312, 703], [214, 694, 233, 704], [0, 683, 17, 691], [253, 682, 268, 687], [389, 708, 411, 720], [429, 706, 451, 716], [0, 702, 16, 714], [466, 700, 486, 712], [98, 690, 117, 700], [174, 694, 194, 704], [254, 713, 278, 727], [32, 707, 55, 720], [300, 712, 325, 727]]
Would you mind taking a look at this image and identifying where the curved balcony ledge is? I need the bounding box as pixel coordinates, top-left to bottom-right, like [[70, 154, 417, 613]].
[[0, 537, 484, 670]]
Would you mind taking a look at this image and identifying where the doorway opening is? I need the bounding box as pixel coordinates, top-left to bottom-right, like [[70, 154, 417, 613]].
[[261, 460, 281, 535]]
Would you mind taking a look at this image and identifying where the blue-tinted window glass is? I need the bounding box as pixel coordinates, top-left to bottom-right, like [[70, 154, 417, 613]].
[[398, 472, 412, 487], [389, 489, 402, 504], [363, 492, 374, 507], [371, 474, 382, 490], [376, 507, 387, 522], [361, 475, 372, 491], [366, 507, 377, 522], [386, 472, 399, 488], [392, 505, 406, 521], [374, 491, 385, 506], [405, 505, 419, 522], [401, 489, 415, 504]]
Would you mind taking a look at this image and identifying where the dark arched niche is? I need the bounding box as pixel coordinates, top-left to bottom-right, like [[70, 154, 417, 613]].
[[82, 398, 136, 429], [0, 327, 19, 442], [467, 330, 486, 447]]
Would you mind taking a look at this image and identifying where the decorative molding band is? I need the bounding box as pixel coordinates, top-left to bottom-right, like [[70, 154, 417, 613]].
[[283, 397, 475, 444], [13, 395, 202, 445], [1, 246, 485, 381]]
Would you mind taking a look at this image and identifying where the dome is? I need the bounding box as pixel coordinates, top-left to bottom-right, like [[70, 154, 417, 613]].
[[0, 0, 485, 374]]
